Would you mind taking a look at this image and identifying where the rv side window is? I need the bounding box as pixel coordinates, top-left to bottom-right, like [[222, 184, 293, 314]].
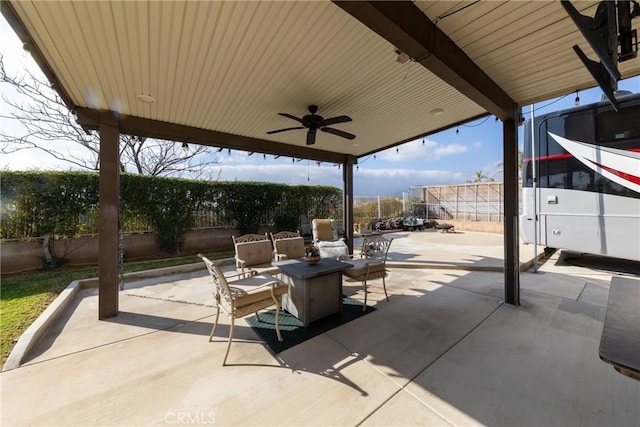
[[564, 111, 595, 143], [596, 106, 640, 143]]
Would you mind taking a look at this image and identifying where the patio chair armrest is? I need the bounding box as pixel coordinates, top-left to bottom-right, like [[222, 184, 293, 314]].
[[275, 254, 288, 261], [234, 257, 255, 278], [268, 278, 289, 298], [226, 269, 257, 281]]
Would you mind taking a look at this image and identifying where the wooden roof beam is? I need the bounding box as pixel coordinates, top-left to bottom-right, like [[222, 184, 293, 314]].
[[75, 107, 355, 165], [334, 1, 518, 120]]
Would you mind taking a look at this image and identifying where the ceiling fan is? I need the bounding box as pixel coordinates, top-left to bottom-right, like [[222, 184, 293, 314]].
[[266, 105, 355, 145]]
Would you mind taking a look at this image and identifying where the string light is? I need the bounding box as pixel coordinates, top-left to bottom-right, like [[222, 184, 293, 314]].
[[396, 147, 399, 154], [456, 126, 459, 135], [263, 154, 266, 160], [574, 90, 580, 106], [422, 138, 425, 145], [228, 149, 231, 155], [521, 92, 572, 116]]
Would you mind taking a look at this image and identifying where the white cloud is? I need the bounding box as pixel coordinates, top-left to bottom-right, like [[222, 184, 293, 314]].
[[1, 142, 87, 172], [1, 19, 34, 77], [200, 158, 465, 196], [376, 138, 467, 163], [205, 161, 343, 188], [353, 166, 465, 196]]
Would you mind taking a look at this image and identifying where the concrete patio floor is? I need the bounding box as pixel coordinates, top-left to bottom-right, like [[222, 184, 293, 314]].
[[1, 230, 639, 426]]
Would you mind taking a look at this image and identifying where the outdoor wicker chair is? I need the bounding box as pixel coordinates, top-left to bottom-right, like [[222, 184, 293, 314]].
[[198, 254, 288, 366]]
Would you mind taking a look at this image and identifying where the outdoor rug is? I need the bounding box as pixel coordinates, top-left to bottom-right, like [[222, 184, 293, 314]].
[[246, 297, 376, 354]]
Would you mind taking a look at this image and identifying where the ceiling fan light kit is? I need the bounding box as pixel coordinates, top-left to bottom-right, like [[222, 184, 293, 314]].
[[267, 105, 355, 145]]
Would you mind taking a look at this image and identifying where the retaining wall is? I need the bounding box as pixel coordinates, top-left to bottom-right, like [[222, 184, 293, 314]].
[[2, 221, 500, 275], [0, 227, 265, 275], [445, 220, 503, 234]]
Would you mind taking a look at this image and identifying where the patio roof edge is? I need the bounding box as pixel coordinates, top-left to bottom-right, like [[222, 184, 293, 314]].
[[356, 111, 493, 159], [2, 1, 77, 113]]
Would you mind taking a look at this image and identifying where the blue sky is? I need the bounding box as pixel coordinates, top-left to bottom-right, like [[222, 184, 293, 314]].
[[2, 15, 639, 196]]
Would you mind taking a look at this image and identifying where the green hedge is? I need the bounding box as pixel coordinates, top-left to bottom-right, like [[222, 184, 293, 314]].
[[1, 171, 342, 253]]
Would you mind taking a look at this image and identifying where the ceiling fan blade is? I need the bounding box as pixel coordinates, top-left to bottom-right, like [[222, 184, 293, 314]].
[[266, 126, 304, 134], [319, 115, 352, 127], [321, 127, 356, 140], [278, 113, 307, 126], [306, 128, 317, 145]]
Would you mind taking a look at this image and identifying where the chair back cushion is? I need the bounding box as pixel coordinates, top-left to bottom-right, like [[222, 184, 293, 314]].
[[235, 239, 273, 266], [313, 219, 337, 241], [273, 236, 305, 260]]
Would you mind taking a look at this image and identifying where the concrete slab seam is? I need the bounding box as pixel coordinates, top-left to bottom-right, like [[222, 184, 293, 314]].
[[398, 301, 505, 425], [124, 292, 216, 307]]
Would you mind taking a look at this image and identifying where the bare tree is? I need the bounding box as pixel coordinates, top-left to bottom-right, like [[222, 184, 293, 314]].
[[0, 54, 219, 178]]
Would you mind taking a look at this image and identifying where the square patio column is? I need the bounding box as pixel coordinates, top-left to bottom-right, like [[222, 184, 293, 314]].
[[98, 116, 120, 319], [503, 116, 520, 305], [343, 160, 354, 254]]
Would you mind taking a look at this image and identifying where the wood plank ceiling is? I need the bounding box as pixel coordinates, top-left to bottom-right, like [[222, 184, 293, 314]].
[[4, 1, 640, 162]]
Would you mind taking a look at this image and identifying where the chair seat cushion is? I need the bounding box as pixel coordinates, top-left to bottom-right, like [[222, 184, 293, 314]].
[[317, 241, 349, 260], [229, 275, 288, 309], [315, 240, 346, 248], [343, 258, 386, 281]]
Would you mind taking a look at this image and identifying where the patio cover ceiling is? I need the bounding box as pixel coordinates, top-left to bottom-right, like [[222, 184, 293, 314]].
[[3, 1, 640, 164]]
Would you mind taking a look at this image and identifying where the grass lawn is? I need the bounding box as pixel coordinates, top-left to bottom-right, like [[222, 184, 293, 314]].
[[0, 251, 234, 368]]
